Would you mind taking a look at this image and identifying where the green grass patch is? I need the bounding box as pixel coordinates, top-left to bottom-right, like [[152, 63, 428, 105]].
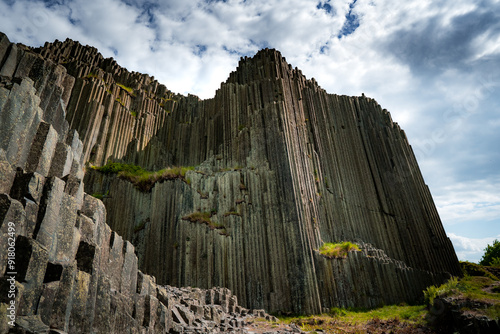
[[116, 82, 134, 94], [491, 258, 500, 267], [461, 261, 499, 280], [423, 277, 461, 305], [115, 97, 125, 107], [340, 305, 426, 324], [424, 275, 500, 306], [423, 274, 500, 322], [85, 72, 99, 79], [280, 304, 428, 332], [279, 273, 500, 332], [460, 276, 500, 303], [318, 241, 360, 259], [84, 72, 106, 84], [91, 192, 104, 200], [486, 303, 500, 319], [90, 162, 194, 192]]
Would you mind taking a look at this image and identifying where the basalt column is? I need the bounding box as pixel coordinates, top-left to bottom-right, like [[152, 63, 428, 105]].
[[26, 37, 462, 314]]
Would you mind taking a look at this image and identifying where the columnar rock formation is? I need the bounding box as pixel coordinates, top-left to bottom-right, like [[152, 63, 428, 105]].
[[1, 29, 461, 329], [0, 32, 288, 334]]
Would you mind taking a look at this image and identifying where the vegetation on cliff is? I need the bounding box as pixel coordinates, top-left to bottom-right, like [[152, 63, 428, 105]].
[[318, 241, 360, 259], [90, 161, 194, 191], [182, 211, 228, 235], [116, 82, 134, 95]]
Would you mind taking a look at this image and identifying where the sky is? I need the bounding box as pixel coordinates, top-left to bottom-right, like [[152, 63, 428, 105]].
[[0, 0, 499, 263]]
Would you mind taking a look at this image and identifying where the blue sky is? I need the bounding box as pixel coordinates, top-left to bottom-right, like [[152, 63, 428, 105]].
[[1, 0, 499, 263]]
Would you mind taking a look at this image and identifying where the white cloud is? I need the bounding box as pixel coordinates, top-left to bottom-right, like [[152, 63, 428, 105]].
[[448, 233, 500, 262], [434, 178, 500, 224], [0, 0, 499, 262]]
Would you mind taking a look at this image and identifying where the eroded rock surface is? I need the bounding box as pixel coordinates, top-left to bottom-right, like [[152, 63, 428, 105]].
[[0, 30, 462, 333], [0, 32, 296, 333]]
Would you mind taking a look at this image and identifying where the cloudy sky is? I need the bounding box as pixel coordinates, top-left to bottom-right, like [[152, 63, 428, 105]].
[[1, 0, 499, 263]]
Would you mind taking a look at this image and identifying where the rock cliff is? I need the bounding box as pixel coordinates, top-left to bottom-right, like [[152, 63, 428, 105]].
[[0, 32, 291, 334], [0, 29, 461, 330]]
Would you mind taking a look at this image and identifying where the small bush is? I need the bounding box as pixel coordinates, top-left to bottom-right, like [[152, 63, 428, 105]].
[[319, 242, 360, 259], [480, 240, 500, 266], [491, 257, 500, 268], [329, 307, 347, 317]]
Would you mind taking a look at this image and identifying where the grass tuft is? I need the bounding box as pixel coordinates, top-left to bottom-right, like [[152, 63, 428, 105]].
[[116, 82, 134, 94], [424, 275, 500, 307], [115, 97, 125, 107], [280, 304, 428, 332], [318, 241, 360, 259], [423, 277, 460, 306], [91, 192, 104, 200], [182, 211, 227, 235], [91, 162, 194, 192], [461, 261, 499, 280]]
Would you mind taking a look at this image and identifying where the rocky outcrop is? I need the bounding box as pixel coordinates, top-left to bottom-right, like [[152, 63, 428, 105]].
[[428, 296, 500, 334], [33, 37, 180, 167], [0, 32, 294, 334], [1, 28, 462, 323], [80, 46, 460, 313]]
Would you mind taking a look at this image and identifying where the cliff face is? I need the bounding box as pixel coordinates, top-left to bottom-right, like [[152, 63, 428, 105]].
[[0, 29, 461, 322], [0, 32, 285, 334]]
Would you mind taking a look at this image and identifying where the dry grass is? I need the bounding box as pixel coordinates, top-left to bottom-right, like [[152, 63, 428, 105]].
[[182, 211, 227, 235]]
